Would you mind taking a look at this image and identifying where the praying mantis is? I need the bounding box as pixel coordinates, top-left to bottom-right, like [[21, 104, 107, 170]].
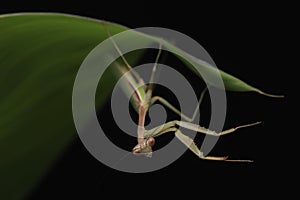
[[103, 23, 261, 162]]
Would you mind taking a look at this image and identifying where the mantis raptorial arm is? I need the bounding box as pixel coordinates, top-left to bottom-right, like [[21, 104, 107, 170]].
[[145, 120, 261, 138], [144, 121, 260, 161], [144, 121, 177, 138], [150, 87, 208, 122]]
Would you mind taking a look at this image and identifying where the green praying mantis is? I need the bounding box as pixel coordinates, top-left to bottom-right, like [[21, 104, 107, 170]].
[[104, 24, 261, 162]]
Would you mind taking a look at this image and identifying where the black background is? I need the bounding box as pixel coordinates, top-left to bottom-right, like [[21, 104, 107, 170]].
[[1, 1, 292, 199]]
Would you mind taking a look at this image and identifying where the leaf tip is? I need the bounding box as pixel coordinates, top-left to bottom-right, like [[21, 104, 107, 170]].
[[256, 89, 285, 98]]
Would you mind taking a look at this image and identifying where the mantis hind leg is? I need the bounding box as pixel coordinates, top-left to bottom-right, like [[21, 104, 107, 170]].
[[150, 87, 208, 122], [146, 42, 162, 98], [102, 21, 142, 83]]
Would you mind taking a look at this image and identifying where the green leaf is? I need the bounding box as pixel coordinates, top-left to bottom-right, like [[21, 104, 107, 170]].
[[0, 13, 135, 200], [105, 26, 283, 97], [0, 13, 282, 200]]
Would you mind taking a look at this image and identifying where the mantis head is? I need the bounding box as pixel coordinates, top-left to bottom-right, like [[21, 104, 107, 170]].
[[132, 137, 155, 157]]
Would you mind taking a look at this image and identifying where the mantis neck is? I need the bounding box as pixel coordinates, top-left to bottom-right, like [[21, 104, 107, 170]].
[[137, 104, 147, 144]]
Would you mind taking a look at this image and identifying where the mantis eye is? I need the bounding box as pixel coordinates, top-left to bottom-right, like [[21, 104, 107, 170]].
[[132, 145, 141, 154], [146, 137, 155, 147]]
